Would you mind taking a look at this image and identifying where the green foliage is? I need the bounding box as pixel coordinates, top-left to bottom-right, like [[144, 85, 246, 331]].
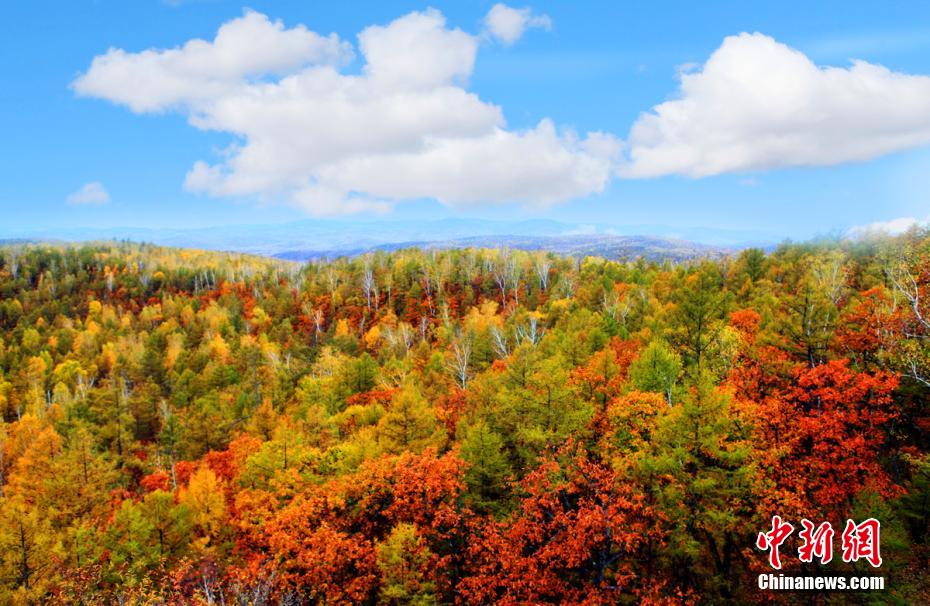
[[459, 420, 511, 514], [376, 523, 438, 606], [638, 375, 755, 596], [378, 384, 442, 455], [629, 339, 682, 405]]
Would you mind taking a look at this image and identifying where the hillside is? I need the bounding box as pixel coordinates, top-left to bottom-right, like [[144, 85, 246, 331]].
[[0, 237, 928, 603]]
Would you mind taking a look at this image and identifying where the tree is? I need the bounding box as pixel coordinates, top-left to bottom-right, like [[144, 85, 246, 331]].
[[884, 241, 930, 387], [629, 340, 682, 406], [376, 523, 438, 605], [378, 385, 442, 455], [637, 376, 755, 599], [459, 421, 511, 514], [899, 454, 930, 544], [447, 335, 472, 389], [668, 264, 731, 375], [461, 443, 664, 604], [493, 345, 589, 466], [178, 466, 226, 550], [139, 490, 193, 561], [0, 496, 56, 601]]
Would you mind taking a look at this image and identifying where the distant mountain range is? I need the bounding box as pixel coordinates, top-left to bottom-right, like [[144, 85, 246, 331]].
[[3, 218, 782, 262], [274, 234, 737, 263]]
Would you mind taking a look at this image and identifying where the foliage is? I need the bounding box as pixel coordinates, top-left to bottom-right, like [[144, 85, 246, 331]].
[[0, 235, 928, 604]]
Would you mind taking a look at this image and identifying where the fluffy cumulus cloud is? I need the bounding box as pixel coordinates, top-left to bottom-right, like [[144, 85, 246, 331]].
[[622, 33, 930, 178], [66, 182, 111, 205], [483, 3, 551, 46], [74, 11, 352, 113], [73, 11, 930, 210], [73, 7, 616, 215]]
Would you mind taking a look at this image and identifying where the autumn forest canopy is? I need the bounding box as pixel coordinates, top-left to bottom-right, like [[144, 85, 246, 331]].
[[0, 234, 929, 604]]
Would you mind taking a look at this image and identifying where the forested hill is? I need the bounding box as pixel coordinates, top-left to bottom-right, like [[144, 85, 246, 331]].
[[0, 236, 928, 603]]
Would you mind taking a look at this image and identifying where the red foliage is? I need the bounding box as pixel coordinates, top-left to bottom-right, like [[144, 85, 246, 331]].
[[834, 287, 893, 360], [436, 388, 467, 438], [571, 337, 640, 409], [739, 357, 900, 519], [345, 388, 397, 409], [140, 471, 171, 493], [729, 308, 761, 342], [460, 443, 665, 605], [263, 519, 378, 603], [173, 460, 197, 487]]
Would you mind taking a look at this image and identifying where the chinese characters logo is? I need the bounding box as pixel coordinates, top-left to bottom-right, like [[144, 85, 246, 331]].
[[756, 517, 881, 569]]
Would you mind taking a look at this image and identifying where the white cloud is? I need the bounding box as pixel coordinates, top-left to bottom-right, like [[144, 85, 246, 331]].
[[360, 10, 477, 89], [483, 3, 551, 46], [74, 9, 613, 216], [76, 12, 930, 214], [73, 10, 352, 113], [622, 33, 930, 178], [66, 182, 111, 205], [846, 216, 930, 238], [318, 120, 619, 207]]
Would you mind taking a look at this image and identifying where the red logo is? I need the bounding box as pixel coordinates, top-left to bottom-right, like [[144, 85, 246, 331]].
[[798, 519, 834, 564], [757, 516, 881, 569], [841, 518, 882, 568], [756, 515, 794, 569]]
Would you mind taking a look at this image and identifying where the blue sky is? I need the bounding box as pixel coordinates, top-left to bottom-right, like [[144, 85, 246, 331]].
[[3, 0, 930, 240]]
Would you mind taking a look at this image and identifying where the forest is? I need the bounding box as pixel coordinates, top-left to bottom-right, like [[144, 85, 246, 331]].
[[0, 234, 928, 605]]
